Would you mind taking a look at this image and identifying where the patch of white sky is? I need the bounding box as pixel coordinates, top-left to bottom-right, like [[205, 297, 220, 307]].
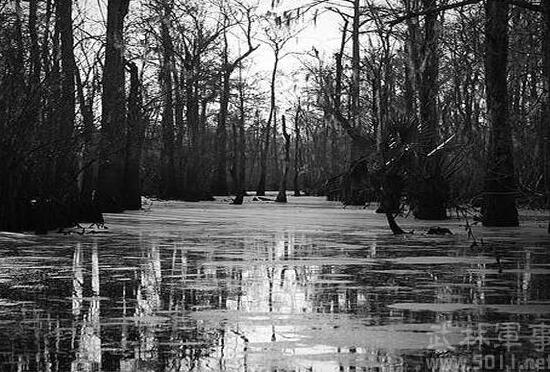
[[236, 1, 349, 111], [77, 0, 396, 113], [244, 9, 344, 109], [79, 0, 344, 97], [250, 2, 343, 74]]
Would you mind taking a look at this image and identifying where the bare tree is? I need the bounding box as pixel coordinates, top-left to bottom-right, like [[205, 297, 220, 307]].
[[256, 20, 297, 196], [212, 3, 259, 196]]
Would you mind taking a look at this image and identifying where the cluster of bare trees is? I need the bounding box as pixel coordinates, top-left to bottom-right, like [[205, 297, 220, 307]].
[[0, 0, 548, 232], [1, 0, 86, 231], [0, 0, 267, 230], [285, 0, 549, 228]]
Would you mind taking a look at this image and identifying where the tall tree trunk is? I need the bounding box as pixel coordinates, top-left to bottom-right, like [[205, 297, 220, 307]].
[[231, 111, 240, 201], [74, 58, 96, 204], [123, 62, 145, 210], [256, 48, 279, 196], [272, 110, 279, 187], [482, 0, 519, 227], [238, 95, 246, 199], [174, 69, 185, 194], [213, 52, 230, 196], [293, 104, 301, 197], [232, 69, 247, 205], [256, 122, 270, 196], [276, 115, 290, 203], [184, 67, 203, 200], [97, 0, 129, 212], [543, 1, 550, 233], [159, 2, 176, 198], [414, 0, 447, 220], [186, 73, 200, 151], [214, 21, 257, 197], [56, 0, 77, 198], [350, 0, 361, 162], [212, 24, 244, 197]]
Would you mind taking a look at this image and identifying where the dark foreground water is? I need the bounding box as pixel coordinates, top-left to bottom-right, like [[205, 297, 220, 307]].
[[0, 196, 549, 372]]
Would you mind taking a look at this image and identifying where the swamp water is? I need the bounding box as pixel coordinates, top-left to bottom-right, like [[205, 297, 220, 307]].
[[0, 196, 548, 371]]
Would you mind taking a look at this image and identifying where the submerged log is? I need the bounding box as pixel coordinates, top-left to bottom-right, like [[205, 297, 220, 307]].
[[427, 226, 453, 235]]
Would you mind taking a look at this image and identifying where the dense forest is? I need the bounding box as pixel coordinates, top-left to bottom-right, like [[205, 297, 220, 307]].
[[0, 0, 548, 233]]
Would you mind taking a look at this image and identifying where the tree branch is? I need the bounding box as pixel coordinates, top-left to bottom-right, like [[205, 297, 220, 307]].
[[388, 0, 541, 26], [388, 0, 481, 26]]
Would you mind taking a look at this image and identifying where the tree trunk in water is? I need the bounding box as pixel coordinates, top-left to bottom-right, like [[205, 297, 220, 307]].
[[350, 0, 361, 162], [53, 0, 79, 229], [213, 65, 230, 196], [74, 56, 96, 205], [232, 69, 247, 204], [238, 98, 246, 198], [256, 122, 270, 196], [213, 28, 232, 196], [414, 0, 447, 220], [174, 70, 185, 196], [276, 115, 290, 203], [272, 112, 279, 188], [214, 25, 257, 197], [97, 0, 129, 212], [159, 3, 176, 198], [123, 62, 145, 210], [482, 0, 519, 227], [231, 115, 242, 204], [543, 1, 550, 233], [351, 0, 360, 127], [185, 73, 202, 200], [293, 105, 301, 197], [257, 48, 279, 196]]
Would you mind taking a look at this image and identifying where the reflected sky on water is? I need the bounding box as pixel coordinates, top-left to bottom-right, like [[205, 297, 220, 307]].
[[0, 197, 549, 371]]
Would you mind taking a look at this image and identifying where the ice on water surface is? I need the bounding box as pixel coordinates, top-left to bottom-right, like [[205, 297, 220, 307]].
[[0, 196, 549, 371]]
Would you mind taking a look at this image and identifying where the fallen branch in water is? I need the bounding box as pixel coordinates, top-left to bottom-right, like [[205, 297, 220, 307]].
[[385, 213, 413, 235]]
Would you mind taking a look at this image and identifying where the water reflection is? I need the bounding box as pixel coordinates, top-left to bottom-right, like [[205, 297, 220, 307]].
[[72, 243, 101, 372], [0, 202, 548, 371], [121, 241, 162, 371]]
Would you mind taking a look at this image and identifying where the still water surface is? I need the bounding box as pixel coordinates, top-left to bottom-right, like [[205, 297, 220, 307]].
[[0, 196, 549, 371]]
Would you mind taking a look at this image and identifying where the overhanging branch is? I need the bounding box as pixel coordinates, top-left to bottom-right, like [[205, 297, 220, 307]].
[[388, 0, 542, 27], [388, 0, 481, 26]]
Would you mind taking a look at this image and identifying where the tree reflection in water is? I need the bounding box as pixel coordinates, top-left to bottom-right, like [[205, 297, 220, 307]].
[[0, 201, 548, 371], [71, 242, 101, 372]]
